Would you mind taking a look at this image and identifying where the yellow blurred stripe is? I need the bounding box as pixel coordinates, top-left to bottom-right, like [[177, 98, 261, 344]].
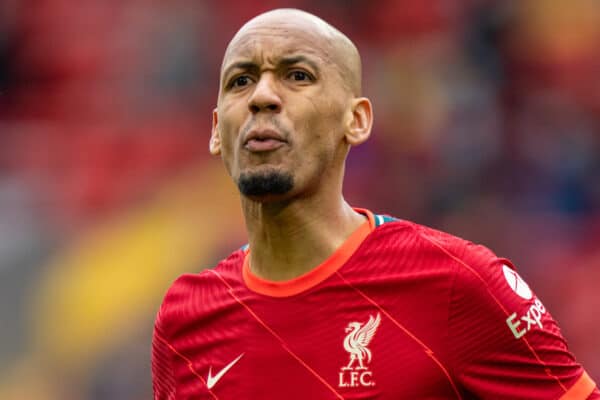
[[26, 162, 242, 371]]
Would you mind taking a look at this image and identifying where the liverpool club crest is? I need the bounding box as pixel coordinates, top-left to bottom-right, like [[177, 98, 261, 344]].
[[339, 313, 381, 388]]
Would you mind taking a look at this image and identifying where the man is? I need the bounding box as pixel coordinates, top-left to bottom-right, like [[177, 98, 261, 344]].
[[152, 8, 599, 399]]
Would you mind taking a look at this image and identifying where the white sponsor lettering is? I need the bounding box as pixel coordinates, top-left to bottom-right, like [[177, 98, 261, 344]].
[[506, 312, 526, 339], [506, 298, 547, 339]]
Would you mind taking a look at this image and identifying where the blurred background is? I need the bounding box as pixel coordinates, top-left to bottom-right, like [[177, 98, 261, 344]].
[[0, 0, 599, 398]]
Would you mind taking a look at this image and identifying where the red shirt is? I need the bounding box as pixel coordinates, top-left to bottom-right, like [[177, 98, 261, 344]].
[[152, 209, 598, 399]]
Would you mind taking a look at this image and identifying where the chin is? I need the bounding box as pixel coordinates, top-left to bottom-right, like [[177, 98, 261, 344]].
[[237, 169, 294, 198], [243, 191, 295, 205]]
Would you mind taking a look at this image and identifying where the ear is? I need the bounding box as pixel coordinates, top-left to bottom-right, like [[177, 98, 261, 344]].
[[209, 108, 221, 155], [345, 97, 373, 146]]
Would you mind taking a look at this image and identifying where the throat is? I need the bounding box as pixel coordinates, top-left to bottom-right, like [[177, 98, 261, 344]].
[[242, 207, 373, 296], [248, 234, 334, 282], [245, 207, 371, 283]]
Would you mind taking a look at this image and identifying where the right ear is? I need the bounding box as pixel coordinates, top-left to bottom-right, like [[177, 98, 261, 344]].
[[210, 108, 221, 155]]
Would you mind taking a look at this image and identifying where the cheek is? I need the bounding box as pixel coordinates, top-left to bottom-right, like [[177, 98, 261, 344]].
[[215, 127, 239, 178], [217, 103, 245, 165], [302, 98, 347, 148], [293, 112, 344, 175]]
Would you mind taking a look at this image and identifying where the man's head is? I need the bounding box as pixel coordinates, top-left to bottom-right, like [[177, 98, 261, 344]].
[[210, 9, 373, 203]]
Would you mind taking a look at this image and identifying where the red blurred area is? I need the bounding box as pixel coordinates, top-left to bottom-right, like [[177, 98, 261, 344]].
[[0, 1, 598, 399]]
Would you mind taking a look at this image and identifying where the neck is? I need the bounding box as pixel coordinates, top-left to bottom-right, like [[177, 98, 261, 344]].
[[241, 194, 366, 281]]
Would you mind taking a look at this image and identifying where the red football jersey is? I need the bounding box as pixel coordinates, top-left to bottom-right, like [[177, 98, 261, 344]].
[[152, 209, 598, 399]]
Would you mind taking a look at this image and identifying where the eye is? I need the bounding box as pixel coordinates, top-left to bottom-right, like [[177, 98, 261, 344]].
[[230, 75, 252, 89], [289, 70, 312, 82]]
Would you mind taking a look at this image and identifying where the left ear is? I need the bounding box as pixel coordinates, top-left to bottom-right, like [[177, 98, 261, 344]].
[[345, 97, 373, 146]]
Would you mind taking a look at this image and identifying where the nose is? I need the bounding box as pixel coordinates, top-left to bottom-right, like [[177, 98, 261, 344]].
[[248, 73, 282, 114]]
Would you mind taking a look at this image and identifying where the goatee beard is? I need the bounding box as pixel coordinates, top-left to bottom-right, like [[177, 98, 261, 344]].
[[238, 171, 294, 197]]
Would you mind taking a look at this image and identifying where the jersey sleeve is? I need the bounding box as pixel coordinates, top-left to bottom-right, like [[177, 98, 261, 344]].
[[152, 307, 176, 400], [430, 234, 599, 399]]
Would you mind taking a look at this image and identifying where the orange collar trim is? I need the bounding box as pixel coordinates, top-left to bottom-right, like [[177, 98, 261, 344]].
[[242, 208, 375, 297]]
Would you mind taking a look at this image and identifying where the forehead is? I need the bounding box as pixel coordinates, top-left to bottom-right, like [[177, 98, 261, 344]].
[[222, 22, 334, 73]]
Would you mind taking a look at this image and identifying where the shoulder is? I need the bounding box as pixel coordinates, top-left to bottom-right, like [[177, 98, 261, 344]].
[[370, 217, 597, 398], [366, 216, 518, 317], [167, 247, 244, 296], [154, 247, 246, 337], [369, 216, 500, 274]]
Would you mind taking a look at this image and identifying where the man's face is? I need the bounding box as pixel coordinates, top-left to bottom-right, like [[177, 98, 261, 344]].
[[212, 18, 354, 202]]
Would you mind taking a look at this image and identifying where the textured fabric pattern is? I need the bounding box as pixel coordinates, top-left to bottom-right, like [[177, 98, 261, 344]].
[[152, 215, 597, 399]]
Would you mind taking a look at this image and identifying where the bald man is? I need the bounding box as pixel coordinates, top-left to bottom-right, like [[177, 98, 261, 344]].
[[152, 9, 599, 399]]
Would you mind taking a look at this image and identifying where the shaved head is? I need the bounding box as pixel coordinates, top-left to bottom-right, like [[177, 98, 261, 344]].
[[221, 8, 362, 96], [212, 8, 373, 204]]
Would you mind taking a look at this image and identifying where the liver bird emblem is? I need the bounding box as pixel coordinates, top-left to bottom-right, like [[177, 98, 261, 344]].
[[342, 313, 381, 370]]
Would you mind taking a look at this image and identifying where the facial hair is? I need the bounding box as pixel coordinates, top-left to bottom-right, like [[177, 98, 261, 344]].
[[237, 171, 294, 197]]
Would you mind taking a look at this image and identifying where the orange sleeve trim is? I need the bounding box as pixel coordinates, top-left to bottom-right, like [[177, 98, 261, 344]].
[[242, 208, 375, 297], [560, 371, 598, 400]]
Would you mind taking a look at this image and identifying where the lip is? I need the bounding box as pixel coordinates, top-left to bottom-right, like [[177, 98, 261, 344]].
[[243, 129, 287, 152]]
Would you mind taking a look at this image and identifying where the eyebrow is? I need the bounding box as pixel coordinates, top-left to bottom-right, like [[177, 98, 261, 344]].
[[279, 55, 320, 73], [222, 61, 259, 81], [222, 55, 320, 83]]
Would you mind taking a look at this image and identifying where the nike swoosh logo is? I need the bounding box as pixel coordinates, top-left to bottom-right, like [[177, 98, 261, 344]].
[[206, 353, 244, 390]]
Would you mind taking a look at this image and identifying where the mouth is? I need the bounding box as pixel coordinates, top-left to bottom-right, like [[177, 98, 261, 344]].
[[244, 129, 287, 152]]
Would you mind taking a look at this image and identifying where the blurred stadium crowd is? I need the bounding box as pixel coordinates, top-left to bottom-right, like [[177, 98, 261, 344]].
[[0, 0, 599, 398]]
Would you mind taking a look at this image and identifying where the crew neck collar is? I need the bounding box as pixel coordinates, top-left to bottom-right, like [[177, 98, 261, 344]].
[[242, 208, 375, 297]]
